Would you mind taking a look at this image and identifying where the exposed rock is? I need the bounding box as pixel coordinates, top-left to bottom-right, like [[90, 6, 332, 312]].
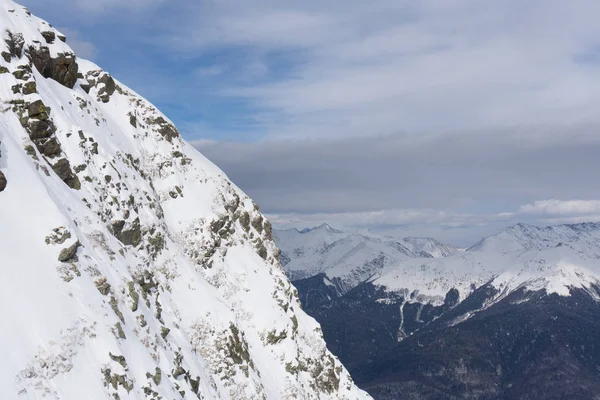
[[58, 241, 80, 262], [161, 327, 170, 339], [45, 227, 71, 245], [57, 34, 66, 43], [256, 243, 268, 260], [28, 46, 79, 89], [251, 215, 264, 233], [0, 170, 6, 192], [263, 220, 273, 240], [28, 99, 49, 120], [52, 158, 81, 190], [0, 66, 8, 74], [95, 278, 111, 296], [79, 82, 91, 93], [22, 81, 37, 94], [109, 353, 127, 369], [238, 211, 250, 231], [40, 31, 55, 44], [27, 119, 53, 139], [12, 68, 28, 80], [146, 116, 179, 142], [109, 218, 142, 247], [36, 137, 62, 158], [97, 72, 116, 103], [4, 30, 24, 59]]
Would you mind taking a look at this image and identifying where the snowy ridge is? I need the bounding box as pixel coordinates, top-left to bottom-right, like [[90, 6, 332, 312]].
[[374, 222, 600, 306], [401, 237, 459, 258], [467, 222, 600, 254], [0, 2, 369, 399], [275, 224, 457, 293]]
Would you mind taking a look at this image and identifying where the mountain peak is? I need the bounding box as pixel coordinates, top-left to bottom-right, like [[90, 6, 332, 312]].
[[300, 223, 342, 234]]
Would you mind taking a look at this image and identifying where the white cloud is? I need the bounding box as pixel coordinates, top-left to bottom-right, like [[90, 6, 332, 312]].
[[152, 0, 600, 138], [519, 200, 600, 216], [198, 129, 600, 245]]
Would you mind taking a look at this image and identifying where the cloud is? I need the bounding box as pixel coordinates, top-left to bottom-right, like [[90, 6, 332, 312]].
[[151, 0, 600, 138], [21, 0, 600, 141], [196, 127, 600, 245], [519, 200, 600, 217], [23, 0, 166, 13]]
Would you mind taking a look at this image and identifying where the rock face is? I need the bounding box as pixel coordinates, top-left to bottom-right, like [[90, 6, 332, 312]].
[[0, 2, 370, 400], [28, 47, 79, 88]]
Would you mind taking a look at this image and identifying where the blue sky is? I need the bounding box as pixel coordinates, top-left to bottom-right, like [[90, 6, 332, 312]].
[[20, 0, 600, 245]]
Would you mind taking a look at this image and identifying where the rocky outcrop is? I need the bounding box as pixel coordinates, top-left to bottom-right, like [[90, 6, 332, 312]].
[[58, 241, 80, 262], [40, 31, 55, 44], [84, 70, 116, 102], [97, 72, 115, 102], [109, 218, 142, 247], [145, 116, 179, 142], [3, 30, 24, 61], [28, 46, 78, 88], [51, 158, 80, 190]]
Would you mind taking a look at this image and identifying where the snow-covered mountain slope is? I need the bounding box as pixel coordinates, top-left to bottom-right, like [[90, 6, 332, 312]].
[[373, 222, 600, 304], [0, 2, 370, 399], [374, 241, 600, 305], [468, 222, 600, 254], [401, 237, 459, 258], [297, 223, 600, 399], [274, 224, 457, 293]]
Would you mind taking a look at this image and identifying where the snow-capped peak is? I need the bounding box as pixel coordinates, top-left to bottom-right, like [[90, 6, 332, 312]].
[[275, 225, 458, 293], [467, 222, 600, 254]]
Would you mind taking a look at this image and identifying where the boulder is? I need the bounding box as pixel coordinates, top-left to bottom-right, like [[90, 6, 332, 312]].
[[22, 81, 37, 94], [110, 218, 142, 247], [40, 31, 55, 44], [52, 158, 81, 190], [28, 99, 49, 120], [97, 73, 116, 103], [27, 119, 52, 139], [80, 82, 91, 94], [28, 46, 79, 89], [4, 31, 24, 59], [146, 116, 179, 142], [36, 137, 62, 158], [58, 241, 80, 262]]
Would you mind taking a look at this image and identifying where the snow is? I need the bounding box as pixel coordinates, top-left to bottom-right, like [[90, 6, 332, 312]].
[[279, 223, 600, 311], [275, 224, 458, 293], [374, 223, 600, 306], [0, 2, 370, 399]]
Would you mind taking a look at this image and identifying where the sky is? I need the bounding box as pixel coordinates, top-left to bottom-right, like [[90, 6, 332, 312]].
[[19, 0, 600, 246]]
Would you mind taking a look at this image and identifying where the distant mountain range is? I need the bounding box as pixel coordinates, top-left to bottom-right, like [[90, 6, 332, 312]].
[[276, 222, 600, 399], [275, 224, 459, 302]]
